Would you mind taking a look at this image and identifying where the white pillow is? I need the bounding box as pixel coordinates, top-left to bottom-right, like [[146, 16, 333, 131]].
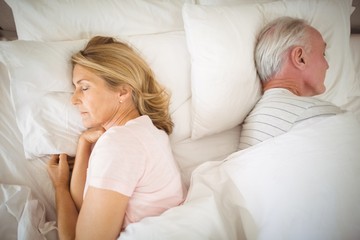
[[350, 35, 360, 97], [183, 0, 357, 140], [0, 40, 87, 159], [0, 32, 191, 159], [196, 0, 274, 5], [5, 0, 193, 41]]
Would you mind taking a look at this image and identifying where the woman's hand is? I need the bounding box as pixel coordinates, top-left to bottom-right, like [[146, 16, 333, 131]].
[[48, 154, 79, 240], [80, 126, 106, 144], [47, 154, 70, 189]]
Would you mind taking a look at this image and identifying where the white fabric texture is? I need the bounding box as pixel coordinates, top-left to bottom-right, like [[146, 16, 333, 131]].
[[196, 0, 274, 5], [0, 61, 57, 225], [239, 88, 343, 150], [341, 34, 360, 122], [120, 111, 360, 240], [0, 184, 57, 240], [349, 34, 360, 98], [183, 0, 357, 139], [0, 40, 87, 159], [5, 0, 194, 41]]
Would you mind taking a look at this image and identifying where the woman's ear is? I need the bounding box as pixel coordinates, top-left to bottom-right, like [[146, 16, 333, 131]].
[[117, 84, 133, 103], [291, 46, 306, 70]]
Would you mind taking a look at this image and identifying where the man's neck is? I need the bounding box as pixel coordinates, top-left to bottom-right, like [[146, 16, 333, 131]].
[[262, 78, 302, 96]]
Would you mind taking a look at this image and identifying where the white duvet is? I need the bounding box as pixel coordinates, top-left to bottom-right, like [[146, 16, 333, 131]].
[[1, 112, 359, 240], [121, 111, 360, 240]]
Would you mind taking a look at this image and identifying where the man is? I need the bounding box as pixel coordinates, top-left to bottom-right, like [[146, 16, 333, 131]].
[[239, 16, 342, 150]]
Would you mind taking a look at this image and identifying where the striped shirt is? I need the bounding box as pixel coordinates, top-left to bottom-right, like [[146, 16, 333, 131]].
[[239, 88, 342, 150]]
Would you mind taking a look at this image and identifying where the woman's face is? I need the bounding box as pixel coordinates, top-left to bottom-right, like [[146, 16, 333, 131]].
[[71, 64, 121, 129]]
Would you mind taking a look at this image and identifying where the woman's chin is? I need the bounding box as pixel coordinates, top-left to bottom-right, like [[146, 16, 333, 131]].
[[82, 120, 94, 129], [83, 121, 101, 129]]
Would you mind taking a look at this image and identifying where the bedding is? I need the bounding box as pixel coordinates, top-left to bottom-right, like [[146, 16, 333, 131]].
[[183, 0, 356, 139], [120, 111, 360, 240], [4, 0, 193, 41], [0, 0, 359, 239], [0, 184, 57, 240]]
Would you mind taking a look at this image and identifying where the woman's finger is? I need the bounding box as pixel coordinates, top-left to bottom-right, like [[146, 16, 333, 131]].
[[59, 153, 67, 161], [48, 154, 60, 166], [59, 154, 69, 168], [47, 153, 71, 188]]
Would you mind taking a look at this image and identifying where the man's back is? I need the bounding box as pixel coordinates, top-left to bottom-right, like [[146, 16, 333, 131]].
[[239, 88, 342, 150]]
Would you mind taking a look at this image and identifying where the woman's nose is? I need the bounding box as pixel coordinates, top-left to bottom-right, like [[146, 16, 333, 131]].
[[71, 90, 79, 105]]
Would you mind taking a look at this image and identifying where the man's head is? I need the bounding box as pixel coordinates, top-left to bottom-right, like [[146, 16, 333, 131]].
[[255, 16, 329, 96]]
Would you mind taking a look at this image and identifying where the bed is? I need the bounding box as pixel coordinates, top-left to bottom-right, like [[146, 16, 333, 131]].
[[0, 0, 359, 239]]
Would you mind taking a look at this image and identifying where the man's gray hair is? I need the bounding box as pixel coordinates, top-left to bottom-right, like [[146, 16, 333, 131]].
[[255, 16, 311, 83]]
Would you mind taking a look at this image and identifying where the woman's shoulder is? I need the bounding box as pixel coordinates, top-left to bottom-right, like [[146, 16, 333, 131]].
[[105, 115, 166, 141]]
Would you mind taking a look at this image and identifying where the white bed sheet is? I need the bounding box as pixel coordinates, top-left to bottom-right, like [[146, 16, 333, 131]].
[[0, 184, 57, 240], [0, 62, 58, 239]]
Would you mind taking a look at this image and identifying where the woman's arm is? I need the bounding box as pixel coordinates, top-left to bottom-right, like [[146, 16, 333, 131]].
[[70, 137, 92, 211], [48, 154, 78, 240], [70, 127, 105, 211], [76, 187, 129, 239], [48, 154, 129, 239]]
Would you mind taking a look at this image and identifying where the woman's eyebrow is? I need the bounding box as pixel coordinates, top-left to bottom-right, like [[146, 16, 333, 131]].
[[73, 79, 86, 86]]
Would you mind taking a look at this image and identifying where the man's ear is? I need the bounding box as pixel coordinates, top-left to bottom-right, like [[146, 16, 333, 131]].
[[291, 46, 306, 69]]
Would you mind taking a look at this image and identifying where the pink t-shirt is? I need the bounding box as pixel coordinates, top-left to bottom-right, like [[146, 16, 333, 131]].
[[84, 115, 184, 228]]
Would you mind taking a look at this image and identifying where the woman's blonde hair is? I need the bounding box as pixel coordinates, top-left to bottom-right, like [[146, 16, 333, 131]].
[[71, 36, 173, 134]]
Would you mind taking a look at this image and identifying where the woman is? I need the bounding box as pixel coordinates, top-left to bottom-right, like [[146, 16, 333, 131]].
[[47, 36, 184, 239]]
